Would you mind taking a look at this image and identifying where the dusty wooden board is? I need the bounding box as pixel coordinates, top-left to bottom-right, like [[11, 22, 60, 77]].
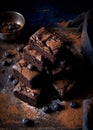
[[0, 26, 93, 130]]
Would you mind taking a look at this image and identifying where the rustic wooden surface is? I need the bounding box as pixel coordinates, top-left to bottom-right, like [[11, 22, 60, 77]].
[[0, 26, 93, 130]]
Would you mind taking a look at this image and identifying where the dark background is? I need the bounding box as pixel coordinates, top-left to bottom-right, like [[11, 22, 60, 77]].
[[0, 0, 92, 29]]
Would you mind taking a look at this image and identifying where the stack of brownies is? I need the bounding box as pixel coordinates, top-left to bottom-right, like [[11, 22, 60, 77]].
[[12, 27, 82, 108]]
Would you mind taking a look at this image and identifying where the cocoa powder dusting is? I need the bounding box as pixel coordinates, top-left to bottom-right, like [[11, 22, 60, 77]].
[[57, 100, 82, 129], [21, 102, 39, 119]]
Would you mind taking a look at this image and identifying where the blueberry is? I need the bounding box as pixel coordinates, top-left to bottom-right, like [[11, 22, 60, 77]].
[[69, 101, 80, 108], [27, 64, 33, 70], [27, 64, 35, 70], [49, 102, 62, 112], [12, 79, 18, 85], [4, 52, 10, 57], [2, 22, 6, 26], [46, 70, 50, 75], [4, 52, 12, 58], [7, 22, 12, 26], [8, 24, 15, 30], [8, 74, 14, 81], [1, 61, 8, 66], [49, 103, 58, 112], [60, 60, 65, 65], [16, 46, 22, 52], [45, 68, 51, 75], [42, 106, 50, 113], [22, 118, 34, 127]]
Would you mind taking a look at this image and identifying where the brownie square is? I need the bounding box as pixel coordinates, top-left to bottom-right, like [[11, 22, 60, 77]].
[[13, 82, 42, 107], [12, 59, 45, 88], [51, 60, 73, 79], [28, 27, 64, 63], [13, 82, 56, 108], [53, 79, 77, 98], [23, 44, 45, 71]]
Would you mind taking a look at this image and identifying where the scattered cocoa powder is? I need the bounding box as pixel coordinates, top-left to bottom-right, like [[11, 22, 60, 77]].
[[57, 20, 81, 48], [21, 102, 39, 119], [57, 100, 82, 129], [0, 92, 83, 129]]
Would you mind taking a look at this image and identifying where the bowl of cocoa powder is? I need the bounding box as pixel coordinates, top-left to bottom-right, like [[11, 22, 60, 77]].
[[0, 11, 25, 41]]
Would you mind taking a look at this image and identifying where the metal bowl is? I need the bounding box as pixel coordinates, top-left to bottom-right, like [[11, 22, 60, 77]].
[[0, 11, 25, 41]]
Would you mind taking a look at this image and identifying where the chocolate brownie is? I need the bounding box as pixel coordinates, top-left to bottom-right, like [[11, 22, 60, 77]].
[[29, 27, 64, 63], [53, 79, 77, 98], [12, 59, 46, 88], [51, 58, 77, 79], [23, 44, 72, 74], [13, 82, 42, 107], [13, 82, 56, 108], [51, 59, 70, 77], [23, 44, 45, 71]]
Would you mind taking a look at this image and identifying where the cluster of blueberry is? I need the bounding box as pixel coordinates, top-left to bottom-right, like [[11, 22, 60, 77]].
[[41, 100, 80, 113], [21, 100, 80, 127], [1, 45, 23, 86], [41, 100, 64, 113], [0, 21, 21, 33]]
